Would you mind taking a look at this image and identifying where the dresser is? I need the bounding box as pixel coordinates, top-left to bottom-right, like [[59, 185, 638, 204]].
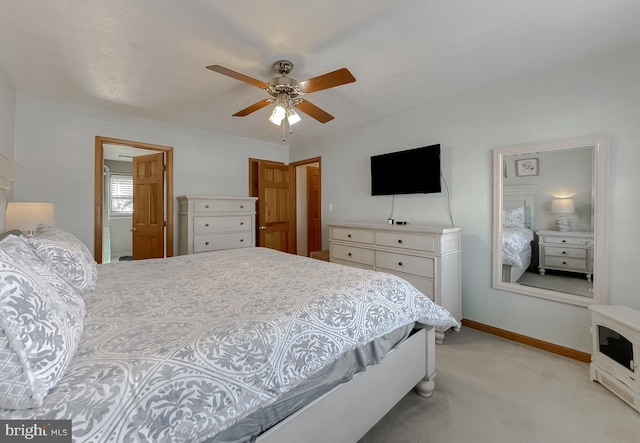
[[329, 222, 462, 343], [537, 230, 593, 280], [178, 196, 257, 255]]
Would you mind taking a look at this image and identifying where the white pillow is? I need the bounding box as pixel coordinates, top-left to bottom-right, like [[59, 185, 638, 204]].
[[0, 234, 85, 409]]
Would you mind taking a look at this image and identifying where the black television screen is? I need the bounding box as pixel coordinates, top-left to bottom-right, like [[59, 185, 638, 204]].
[[370, 144, 441, 196]]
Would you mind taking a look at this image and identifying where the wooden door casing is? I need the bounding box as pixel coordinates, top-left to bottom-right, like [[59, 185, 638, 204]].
[[306, 165, 322, 255]]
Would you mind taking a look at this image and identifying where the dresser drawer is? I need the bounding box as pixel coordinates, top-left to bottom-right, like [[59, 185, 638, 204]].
[[381, 270, 435, 301], [331, 244, 374, 266], [193, 215, 252, 234], [375, 232, 436, 252], [193, 233, 252, 252], [542, 235, 589, 246], [544, 256, 587, 271], [194, 199, 253, 213], [375, 251, 434, 278], [330, 258, 374, 271], [331, 228, 374, 244], [544, 246, 587, 259]]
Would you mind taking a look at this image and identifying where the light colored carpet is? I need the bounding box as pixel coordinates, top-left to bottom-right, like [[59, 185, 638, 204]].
[[358, 327, 638, 443], [517, 270, 593, 297]]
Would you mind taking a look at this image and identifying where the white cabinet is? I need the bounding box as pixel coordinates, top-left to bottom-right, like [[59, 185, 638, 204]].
[[329, 222, 462, 343], [178, 196, 257, 255], [537, 230, 593, 280], [589, 305, 640, 413]]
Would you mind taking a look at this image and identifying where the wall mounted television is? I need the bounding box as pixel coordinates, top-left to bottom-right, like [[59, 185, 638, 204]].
[[370, 144, 441, 196]]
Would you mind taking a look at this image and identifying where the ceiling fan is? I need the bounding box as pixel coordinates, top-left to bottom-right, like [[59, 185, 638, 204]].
[[206, 60, 356, 128]]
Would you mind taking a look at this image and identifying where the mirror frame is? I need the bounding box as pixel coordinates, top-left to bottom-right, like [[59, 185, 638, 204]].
[[492, 134, 609, 307]]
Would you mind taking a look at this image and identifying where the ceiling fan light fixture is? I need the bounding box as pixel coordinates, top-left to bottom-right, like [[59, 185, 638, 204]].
[[269, 104, 286, 126], [286, 108, 301, 125]]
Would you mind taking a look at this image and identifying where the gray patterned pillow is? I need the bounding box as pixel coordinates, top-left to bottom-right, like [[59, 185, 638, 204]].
[[26, 224, 97, 295], [0, 234, 85, 409], [502, 206, 526, 228]]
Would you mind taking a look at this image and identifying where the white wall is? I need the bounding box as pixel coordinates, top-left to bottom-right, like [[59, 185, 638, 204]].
[[0, 65, 16, 226], [290, 45, 640, 353], [0, 66, 15, 159], [13, 94, 288, 252]]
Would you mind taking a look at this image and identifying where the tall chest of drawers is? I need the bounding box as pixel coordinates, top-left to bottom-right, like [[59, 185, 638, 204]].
[[329, 222, 462, 343], [178, 196, 257, 255]]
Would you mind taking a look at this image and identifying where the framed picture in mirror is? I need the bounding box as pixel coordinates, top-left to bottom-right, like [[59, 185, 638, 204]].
[[515, 158, 538, 176]]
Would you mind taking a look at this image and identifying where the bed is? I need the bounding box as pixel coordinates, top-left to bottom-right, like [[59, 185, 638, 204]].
[[0, 225, 459, 442], [501, 185, 537, 283]]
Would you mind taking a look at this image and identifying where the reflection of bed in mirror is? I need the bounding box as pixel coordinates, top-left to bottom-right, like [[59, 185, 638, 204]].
[[501, 185, 537, 283]]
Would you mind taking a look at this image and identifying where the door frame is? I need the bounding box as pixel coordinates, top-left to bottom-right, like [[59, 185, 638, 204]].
[[290, 157, 322, 255], [94, 136, 174, 263]]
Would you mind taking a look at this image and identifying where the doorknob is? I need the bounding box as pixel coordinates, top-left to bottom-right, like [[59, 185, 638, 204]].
[[130, 228, 137, 232], [259, 226, 267, 230]]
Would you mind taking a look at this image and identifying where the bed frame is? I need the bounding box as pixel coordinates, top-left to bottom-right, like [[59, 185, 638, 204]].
[[502, 184, 537, 283], [0, 154, 438, 443], [257, 326, 436, 443]]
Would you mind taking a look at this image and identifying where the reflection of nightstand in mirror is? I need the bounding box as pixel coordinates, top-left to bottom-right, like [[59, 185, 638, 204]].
[[537, 230, 594, 280]]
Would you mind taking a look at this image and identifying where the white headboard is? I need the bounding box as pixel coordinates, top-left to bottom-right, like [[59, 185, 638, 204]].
[[0, 151, 18, 232], [503, 184, 537, 228]]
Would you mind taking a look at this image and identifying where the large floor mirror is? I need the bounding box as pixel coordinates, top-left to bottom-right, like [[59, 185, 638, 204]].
[[492, 134, 609, 307]]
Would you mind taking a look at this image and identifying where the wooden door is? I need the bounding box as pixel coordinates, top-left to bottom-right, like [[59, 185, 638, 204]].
[[132, 152, 165, 259], [256, 160, 296, 253], [306, 166, 322, 255]]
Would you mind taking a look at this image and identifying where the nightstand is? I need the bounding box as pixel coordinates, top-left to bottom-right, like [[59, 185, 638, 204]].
[[537, 230, 594, 280]]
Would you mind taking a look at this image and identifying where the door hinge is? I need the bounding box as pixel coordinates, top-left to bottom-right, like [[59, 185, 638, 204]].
[[163, 164, 167, 172], [164, 221, 167, 227]]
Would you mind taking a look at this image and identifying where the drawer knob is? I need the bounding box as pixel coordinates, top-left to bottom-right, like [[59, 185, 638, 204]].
[[348, 252, 352, 257], [240, 205, 244, 209], [398, 262, 403, 266], [205, 223, 209, 227], [563, 261, 567, 265], [205, 241, 210, 246], [240, 239, 244, 242], [205, 205, 210, 208], [240, 222, 244, 226], [562, 251, 567, 254], [562, 239, 566, 243], [398, 239, 403, 244], [347, 234, 352, 238]]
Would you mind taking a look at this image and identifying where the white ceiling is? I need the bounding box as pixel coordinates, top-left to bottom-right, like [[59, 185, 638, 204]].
[[2, 0, 640, 145]]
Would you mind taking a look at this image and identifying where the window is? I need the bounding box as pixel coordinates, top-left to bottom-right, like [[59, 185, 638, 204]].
[[110, 174, 133, 215]]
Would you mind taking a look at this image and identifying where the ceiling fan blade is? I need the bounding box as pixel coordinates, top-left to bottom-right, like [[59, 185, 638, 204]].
[[232, 99, 274, 117], [298, 68, 356, 94], [206, 65, 269, 89], [295, 100, 334, 123]]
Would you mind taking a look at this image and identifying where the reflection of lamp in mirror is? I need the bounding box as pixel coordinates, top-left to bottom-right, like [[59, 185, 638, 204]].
[[551, 198, 574, 232], [5, 202, 55, 235]]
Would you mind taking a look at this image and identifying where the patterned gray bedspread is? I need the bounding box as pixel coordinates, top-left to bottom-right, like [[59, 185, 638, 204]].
[[1, 247, 458, 442], [502, 227, 534, 267]]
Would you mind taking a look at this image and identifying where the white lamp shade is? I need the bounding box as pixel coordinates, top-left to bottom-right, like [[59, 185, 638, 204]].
[[286, 108, 301, 125], [268, 104, 286, 126], [5, 202, 55, 234], [550, 198, 575, 214]]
